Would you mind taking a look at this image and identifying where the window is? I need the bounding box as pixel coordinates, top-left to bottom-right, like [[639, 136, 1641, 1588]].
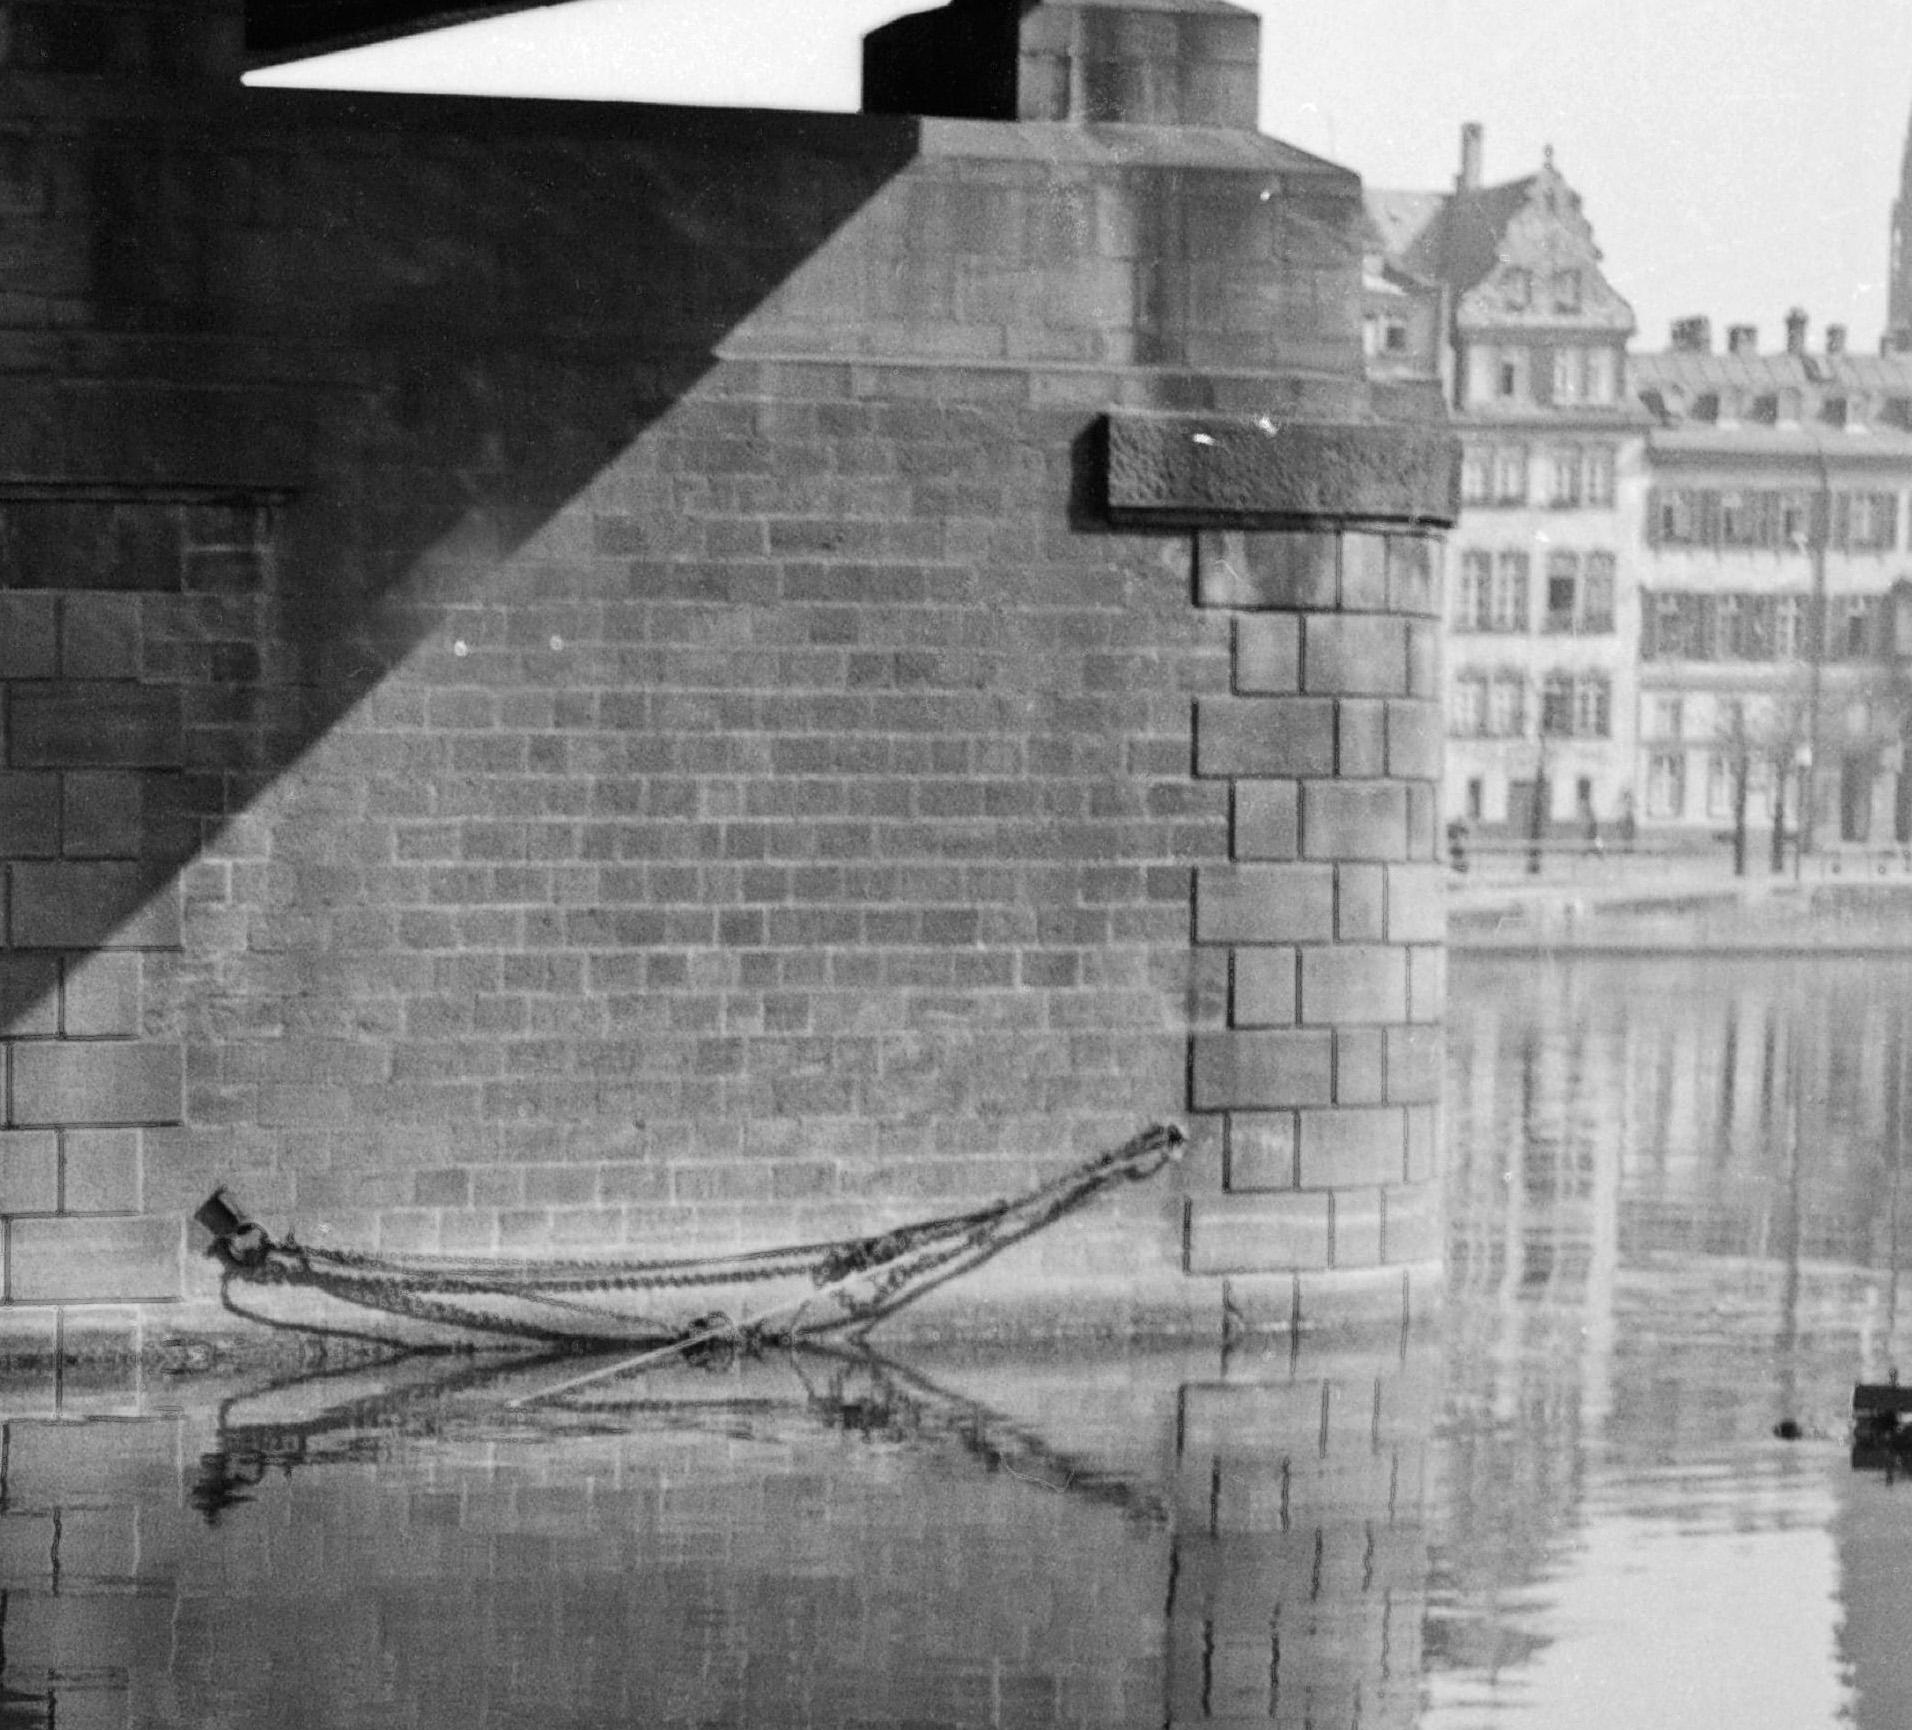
[[1750, 394, 1779, 425], [1503, 269, 1532, 309], [1491, 552, 1530, 632], [1466, 777, 1484, 820], [1693, 392, 1720, 423], [1546, 447, 1582, 507], [1541, 672, 1574, 737], [1553, 270, 1582, 313], [1383, 319, 1408, 353], [1775, 596, 1802, 659], [1643, 592, 1686, 660], [1461, 447, 1490, 505], [1454, 550, 1492, 631], [1780, 494, 1811, 547], [1652, 489, 1699, 545], [1449, 673, 1487, 737], [1714, 594, 1742, 659], [1836, 492, 1898, 553], [1719, 492, 1757, 546], [1545, 552, 1578, 632], [1552, 347, 1584, 403], [1489, 673, 1526, 737], [1650, 696, 1684, 740], [1492, 348, 1530, 402], [1823, 397, 1849, 429], [1493, 446, 1528, 505], [1840, 595, 1879, 658], [1584, 446, 1615, 507], [1586, 347, 1617, 404], [1581, 553, 1615, 632], [1706, 752, 1738, 819], [1573, 673, 1611, 738], [1647, 751, 1687, 819]]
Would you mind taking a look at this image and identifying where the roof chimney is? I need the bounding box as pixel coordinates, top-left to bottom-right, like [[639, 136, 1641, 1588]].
[[1827, 323, 1848, 356], [1784, 307, 1808, 355], [1671, 316, 1711, 353], [1458, 123, 1483, 192], [1727, 324, 1759, 356]]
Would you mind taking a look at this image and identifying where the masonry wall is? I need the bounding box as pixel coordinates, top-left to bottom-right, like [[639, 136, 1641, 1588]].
[[0, 0, 1450, 1345]]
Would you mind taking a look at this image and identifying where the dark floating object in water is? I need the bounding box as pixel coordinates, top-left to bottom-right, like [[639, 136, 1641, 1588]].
[[194, 1123, 1186, 1357], [1852, 1381, 1912, 1472]]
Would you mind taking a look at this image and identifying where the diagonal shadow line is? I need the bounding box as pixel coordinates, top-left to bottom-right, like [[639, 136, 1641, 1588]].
[[0, 83, 927, 1055]]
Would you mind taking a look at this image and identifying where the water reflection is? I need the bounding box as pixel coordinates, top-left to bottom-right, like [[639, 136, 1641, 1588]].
[[1432, 954, 1912, 1730], [19, 954, 1912, 1727]]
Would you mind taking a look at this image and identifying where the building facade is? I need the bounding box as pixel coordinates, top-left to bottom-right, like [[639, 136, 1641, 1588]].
[[1631, 320, 1912, 851], [1368, 130, 1646, 840]]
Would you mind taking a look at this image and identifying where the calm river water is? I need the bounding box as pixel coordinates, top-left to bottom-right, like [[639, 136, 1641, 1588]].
[[13, 954, 1912, 1728]]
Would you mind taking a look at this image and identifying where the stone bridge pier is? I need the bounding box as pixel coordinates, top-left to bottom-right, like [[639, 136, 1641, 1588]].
[[0, 0, 1455, 1349]]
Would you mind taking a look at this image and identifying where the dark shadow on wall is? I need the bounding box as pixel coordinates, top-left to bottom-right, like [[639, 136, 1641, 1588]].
[[0, 85, 923, 1044]]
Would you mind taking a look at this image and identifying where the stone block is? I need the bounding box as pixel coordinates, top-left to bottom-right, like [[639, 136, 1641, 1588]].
[[1385, 1024, 1444, 1103], [59, 595, 140, 679], [8, 685, 181, 768], [1386, 699, 1443, 781], [1196, 864, 1333, 944], [1335, 864, 1386, 942], [0, 1131, 59, 1213], [0, 594, 56, 678], [1179, 1380, 1325, 1457], [10, 1041, 182, 1127], [1405, 1105, 1440, 1182], [1186, 1191, 1331, 1275], [1386, 865, 1446, 943], [1336, 697, 1386, 776], [1106, 414, 1461, 527], [1407, 620, 1442, 698], [1333, 1025, 1385, 1102], [1232, 779, 1296, 860], [1383, 1181, 1445, 1263], [0, 772, 59, 856], [1339, 532, 1389, 611], [1301, 781, 1409, 861], [9, 862, 179, 948], [1388, 534, 1441, 616], [1232, 946, 1296, 1026], [8, 1215, 182, 1303], [1297, 1107, 1406, 1189], [1302, 614, 1406, 696], [1333, 1186, 1384, 1267], [1233, 613, 1298, 693], [1196, 696, 1335, 778], [1196, 530, 1336, 610], [1407, 945, 1445, 1021], [1299, 945, 1408, 1025], [1191, 1029, 1333, 1109], [62, 951, 142, 1037], [0, 954, 58, 1036], [61, 771, 142, 857], [62, 1128, 142, 1213], [1226, 1111, 1296, 1189]]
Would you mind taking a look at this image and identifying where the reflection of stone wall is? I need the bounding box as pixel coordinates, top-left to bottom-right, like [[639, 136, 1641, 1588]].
[[1168, 1340, 1435, 1728], [0, 1338, 1435, 1728]]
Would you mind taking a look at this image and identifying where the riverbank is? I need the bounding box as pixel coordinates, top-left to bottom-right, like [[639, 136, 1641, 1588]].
[[1449, 858, 1912, 951]]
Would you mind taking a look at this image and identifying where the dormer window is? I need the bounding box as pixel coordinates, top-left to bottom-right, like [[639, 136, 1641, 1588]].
[[1693, 392, 1720, 424], [1552, 269, 1582, 312], [1750, 394, 1779, 424], [1504, 268, 1532, 309], [1823, 396, 1849, 428]]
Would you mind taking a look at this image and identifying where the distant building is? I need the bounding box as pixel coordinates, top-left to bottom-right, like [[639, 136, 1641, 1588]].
[[1631, 314, 1912, 851], [1367, 127, 1647, 840]]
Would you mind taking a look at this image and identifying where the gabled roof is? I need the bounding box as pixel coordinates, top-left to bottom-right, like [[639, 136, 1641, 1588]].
[[247, 1, 577, 66], [1364, 153, 1633, 336]]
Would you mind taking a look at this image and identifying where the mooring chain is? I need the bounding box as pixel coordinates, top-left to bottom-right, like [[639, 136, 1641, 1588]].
[[208, 1123, 1185, 1345]]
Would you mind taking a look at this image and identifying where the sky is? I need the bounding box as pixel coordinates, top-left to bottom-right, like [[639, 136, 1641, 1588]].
[[250, 0, 1912, 354]]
